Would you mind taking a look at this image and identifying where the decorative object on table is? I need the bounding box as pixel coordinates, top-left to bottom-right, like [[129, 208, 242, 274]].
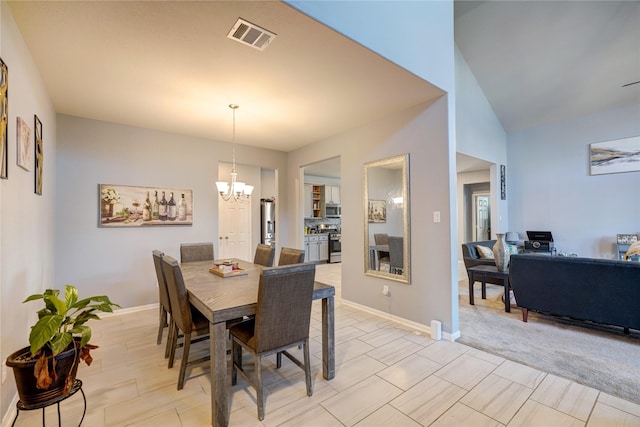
[[34, 115, 43, 194], [0, 57, 7, 180], [590, 135, 640, 175], [492, 233, 510, 272], [209, 260, 248, 277], [524, 230, 555, 253], [17, 117, 31, 171], [99, 184, 193, 227], [500, 164, 506, 200], [367, 199, 386, 223], [5, 285, 119, 406], [216, 104, 254, 202]]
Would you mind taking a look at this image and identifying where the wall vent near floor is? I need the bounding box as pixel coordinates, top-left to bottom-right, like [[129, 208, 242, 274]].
[[227, 18, 276, 51]]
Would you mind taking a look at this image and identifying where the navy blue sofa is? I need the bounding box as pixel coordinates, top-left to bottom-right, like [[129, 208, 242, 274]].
[[509, 254, 640, 332]]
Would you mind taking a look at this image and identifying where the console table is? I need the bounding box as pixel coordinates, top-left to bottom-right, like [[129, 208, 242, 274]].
[[12, 379, 86, 426], [467, 265, 511, 312]]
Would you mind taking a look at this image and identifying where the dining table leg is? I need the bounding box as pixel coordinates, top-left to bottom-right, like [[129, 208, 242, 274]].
[[321, 296, 335, 380], [210, 321, 228, 426]]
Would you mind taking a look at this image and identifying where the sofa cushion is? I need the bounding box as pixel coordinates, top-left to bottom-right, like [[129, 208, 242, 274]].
[[476, 245, 494, 259]]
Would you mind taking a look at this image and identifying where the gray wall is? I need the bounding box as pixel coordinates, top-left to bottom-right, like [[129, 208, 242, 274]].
[[55, 115, 287, 308], [455, 46, 509, 254], [508, 103, 640, 258], [288, 99, 456, 333], [288, 1, 458, 335], [1, 2, 58, 417]]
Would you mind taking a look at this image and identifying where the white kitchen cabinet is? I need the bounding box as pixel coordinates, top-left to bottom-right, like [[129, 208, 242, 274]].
[[319, 235, 329, 261], [304, 184, 313, 218], [323, 185, 341, 205], [304, 234, 328, 262], [305, 235, 320, 262]]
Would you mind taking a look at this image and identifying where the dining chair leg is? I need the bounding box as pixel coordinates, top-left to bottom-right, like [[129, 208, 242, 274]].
[[303, 339, 313, 396], [276, 352, 282, 369], [168, 323, 179, 369], [177, 332, 192, 390], [255, 355, 265, 421], [157, 306, 167, 345], [231, 340, 241, 386], [164, 318, 174, 359]]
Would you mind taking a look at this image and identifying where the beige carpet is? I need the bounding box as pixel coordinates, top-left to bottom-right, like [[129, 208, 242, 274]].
[[457, 280, 640, 405]]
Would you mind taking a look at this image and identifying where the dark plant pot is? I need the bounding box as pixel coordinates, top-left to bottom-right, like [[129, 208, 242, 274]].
[[5, 343, 80, 406]]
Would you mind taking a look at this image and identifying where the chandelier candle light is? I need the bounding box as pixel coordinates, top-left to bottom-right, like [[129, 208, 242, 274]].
[[216, 104, 254, 202]]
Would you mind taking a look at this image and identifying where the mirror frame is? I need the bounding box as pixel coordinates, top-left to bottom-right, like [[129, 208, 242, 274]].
[[363, 154, 410, 284]]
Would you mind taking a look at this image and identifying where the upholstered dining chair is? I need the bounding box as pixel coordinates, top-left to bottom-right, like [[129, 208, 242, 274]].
[[180, 242, 214, 263], [161, 255, 211, 390], [152, 250, 173, 358], [254, 244, 275, 267], [374, 233, 390, 266], [229, 263, 316, 421], [388, 236, 404, 274], [278, 247, 305, 266]]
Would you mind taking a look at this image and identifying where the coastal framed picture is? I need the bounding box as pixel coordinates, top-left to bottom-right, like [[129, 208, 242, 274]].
[[99, 184, 193, 227], [590, 136, 640, 175]]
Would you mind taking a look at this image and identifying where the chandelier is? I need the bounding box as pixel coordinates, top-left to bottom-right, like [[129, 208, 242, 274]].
[[216, 104, 254, 202]]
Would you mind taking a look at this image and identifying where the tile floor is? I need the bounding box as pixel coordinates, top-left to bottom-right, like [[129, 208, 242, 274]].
[[11, 263, 640, 426]]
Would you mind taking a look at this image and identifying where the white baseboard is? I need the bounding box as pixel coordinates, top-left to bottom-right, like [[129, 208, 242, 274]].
[[341, 298, 460, 342]]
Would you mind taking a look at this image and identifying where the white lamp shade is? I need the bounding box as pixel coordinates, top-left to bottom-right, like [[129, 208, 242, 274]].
[[233, 182, 245, 194], [506, 232, 519, 242], [216, 181, 229, 193], [244, 185, 254, 195]]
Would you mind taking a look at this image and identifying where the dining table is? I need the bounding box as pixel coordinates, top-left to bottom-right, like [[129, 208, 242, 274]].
[[180, 259, 335, 427]]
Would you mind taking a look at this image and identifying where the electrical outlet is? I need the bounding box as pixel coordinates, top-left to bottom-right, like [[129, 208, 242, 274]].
[[382, 285, 390, 296]]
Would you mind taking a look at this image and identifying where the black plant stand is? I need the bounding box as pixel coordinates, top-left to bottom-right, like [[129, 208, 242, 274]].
[[12, 379, 86, 427]]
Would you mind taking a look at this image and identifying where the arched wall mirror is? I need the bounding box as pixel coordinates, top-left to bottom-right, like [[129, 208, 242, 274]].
[[364, 154, 410, 283]]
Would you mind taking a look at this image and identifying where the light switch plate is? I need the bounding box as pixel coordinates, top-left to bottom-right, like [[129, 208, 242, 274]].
[[433, 211, 441, 223]]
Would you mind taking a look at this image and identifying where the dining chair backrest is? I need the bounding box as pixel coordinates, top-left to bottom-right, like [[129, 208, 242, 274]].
[[162, 255, 194, 334], [180, 242, 214, 263], [254, 244, 275, 267], [152, 250, 171, 313], [374, 233, 389, 245], [388, 236, 404, 271], [278, 247, 305, 266], [253, 263, 316, 352]]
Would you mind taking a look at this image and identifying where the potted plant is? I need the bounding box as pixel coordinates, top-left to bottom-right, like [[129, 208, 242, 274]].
[[5, 284, 119, 406]]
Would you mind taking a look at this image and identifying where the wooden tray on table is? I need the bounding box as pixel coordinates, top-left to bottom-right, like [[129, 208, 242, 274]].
[[209, 261, 248, 278]]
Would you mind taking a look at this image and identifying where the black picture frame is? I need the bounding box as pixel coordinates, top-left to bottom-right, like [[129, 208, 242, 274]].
[[0, 57, 8, 179], [500, 164, 506, 200], [34, 115, 43, 195]]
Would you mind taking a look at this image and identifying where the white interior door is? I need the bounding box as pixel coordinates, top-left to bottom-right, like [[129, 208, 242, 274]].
[[219, 199, 251, 261], [473, 193, 490, 241]]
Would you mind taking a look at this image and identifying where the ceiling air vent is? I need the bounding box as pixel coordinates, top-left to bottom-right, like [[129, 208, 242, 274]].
[[227, 18, 276, 51]]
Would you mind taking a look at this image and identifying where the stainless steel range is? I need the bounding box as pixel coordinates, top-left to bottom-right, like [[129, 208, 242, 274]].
[[329, 233, 341, 263]]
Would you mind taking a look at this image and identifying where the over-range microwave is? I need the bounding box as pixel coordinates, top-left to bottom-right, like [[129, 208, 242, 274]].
[[325, 204, 341, 218]]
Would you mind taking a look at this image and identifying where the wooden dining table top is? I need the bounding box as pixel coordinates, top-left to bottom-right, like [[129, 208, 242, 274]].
[[179, 259, 335, 324]]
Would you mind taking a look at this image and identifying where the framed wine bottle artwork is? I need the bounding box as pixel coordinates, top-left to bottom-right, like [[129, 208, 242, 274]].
[[99, 184, 193, 227]]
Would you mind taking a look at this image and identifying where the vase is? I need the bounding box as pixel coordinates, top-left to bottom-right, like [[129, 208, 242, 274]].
[[102, 202, 114, 218], [493, 233, 510, 272]]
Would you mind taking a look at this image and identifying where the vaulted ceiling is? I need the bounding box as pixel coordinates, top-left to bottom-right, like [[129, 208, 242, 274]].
[[7, 1, 443, 153], [8, 1, 639, 164]]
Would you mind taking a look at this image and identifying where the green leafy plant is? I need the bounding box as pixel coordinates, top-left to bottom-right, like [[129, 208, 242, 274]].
[[24, 285, 120, 390]]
